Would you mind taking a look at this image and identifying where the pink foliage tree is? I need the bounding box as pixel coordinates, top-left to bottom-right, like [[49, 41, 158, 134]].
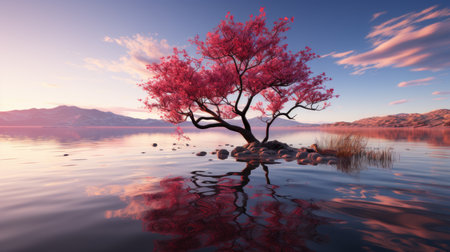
[[140, 8, 337, 143]]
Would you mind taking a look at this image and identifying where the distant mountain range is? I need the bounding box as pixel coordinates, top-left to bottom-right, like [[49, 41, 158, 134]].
[[0, 106, 315, 127], [1, 106, 447, 128], [0, 106, 169, 127], [324, 109, 449, 128]]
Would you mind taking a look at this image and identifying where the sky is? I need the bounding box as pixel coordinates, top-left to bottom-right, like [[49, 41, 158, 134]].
[[0, 0, 449, 123]]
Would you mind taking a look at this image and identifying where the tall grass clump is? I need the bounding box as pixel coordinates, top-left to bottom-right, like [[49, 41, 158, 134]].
[[315, 134, 395, 171]]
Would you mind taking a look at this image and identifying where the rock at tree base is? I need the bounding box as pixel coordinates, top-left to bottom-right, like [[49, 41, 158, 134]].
[[231, 140, 340, 166], [217, 149, 230, 160]]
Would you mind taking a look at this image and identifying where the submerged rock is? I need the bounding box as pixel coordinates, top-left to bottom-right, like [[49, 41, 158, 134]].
[[196, 151, 207, 156]]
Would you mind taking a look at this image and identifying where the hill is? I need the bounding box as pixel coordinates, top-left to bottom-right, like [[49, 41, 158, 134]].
[[0, 106, 314, 127], [0, 106, 170, 127], [325, 109, 450, 128]]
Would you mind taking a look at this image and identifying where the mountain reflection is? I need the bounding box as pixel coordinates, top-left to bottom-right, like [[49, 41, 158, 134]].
[[1, 127, 448, 147], [0, 127, 177, 143], [93, 162, 329, 251], [322, 128, 450, 147]]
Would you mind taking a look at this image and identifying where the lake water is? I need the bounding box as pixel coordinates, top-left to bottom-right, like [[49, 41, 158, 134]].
[[0, 127, 449, 251]]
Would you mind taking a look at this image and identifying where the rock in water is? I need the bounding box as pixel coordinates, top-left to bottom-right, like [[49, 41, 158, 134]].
[[217, 149, 229, 159], [231, 146, 247, 157], [196, 151, 207, 156], [296, 151, 308, 159]]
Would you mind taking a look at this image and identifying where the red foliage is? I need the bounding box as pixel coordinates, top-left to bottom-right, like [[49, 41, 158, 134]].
[[140, 8, 337, 143], [107, 163, 328, 251]]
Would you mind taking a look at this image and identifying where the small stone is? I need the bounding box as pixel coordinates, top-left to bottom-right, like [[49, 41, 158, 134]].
[[196, 151, 207, 156], [258, 147, 268, 153], [310, 144, 320, 153], [63, 154, 69, 156], [217, 149, 229, 160], [211, 151, 217, 155], [236, 150, 252, 157], [281, 153, 292, 158], [278, 149, 290, 156], [297, 159, 311, 165], [262, 150, 276, 155], [225, 144, 229, 146], [186, 143, 190, 146], [173, 143, 176, 145], [152, 143, 157, 147], [244, 142, 260, 149], [308, 152, 321, 161], [316, 156, 328, 163], [231, 146, 247, 157], [208, 159, 213, 161], [328, 159, 337, 165], [296, 151, 308, 159], [141, 152, 146, 154]]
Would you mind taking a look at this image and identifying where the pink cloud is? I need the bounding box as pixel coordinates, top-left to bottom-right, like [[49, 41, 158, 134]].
[[371, 11, 387, 22], [85, 34, 173, 79], [321, 50, 353, 58], [337, 6, 450, 74], [332, 50, 354, 58], [432, 91, 450, 95], [397, 77, 434, 87], [389, 99, 408, 105]]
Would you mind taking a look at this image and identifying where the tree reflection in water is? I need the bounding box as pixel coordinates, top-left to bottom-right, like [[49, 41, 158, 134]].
[[106, 162, 329, 251]]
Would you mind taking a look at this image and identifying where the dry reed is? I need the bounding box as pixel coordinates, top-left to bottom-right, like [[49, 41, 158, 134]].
[[315, 134, 395, 171]]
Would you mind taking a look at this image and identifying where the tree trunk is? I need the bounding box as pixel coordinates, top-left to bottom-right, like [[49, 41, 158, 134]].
[[240, 130, 259, 143]]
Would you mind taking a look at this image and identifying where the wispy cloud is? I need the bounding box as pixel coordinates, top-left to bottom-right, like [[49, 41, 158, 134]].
[[336, 5, 450, 74], [371, 11, 387, 22], [432, 91, 450, 95], [321, 50, 353, 58], [41, 82, 59, 88], [389, 99, 408, 105], [84, 34, 173, 80], [397, 77, 434, 87]]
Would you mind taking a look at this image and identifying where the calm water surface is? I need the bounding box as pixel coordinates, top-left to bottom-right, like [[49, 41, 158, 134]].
[[0, 127, 449, 251]]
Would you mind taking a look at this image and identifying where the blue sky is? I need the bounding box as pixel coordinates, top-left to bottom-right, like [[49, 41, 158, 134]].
[[1, 0, 449, 123]]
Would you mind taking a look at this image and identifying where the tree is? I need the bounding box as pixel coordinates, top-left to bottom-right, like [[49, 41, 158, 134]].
[[140, 8, 337, 143], [104, 162, 328, 251]]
